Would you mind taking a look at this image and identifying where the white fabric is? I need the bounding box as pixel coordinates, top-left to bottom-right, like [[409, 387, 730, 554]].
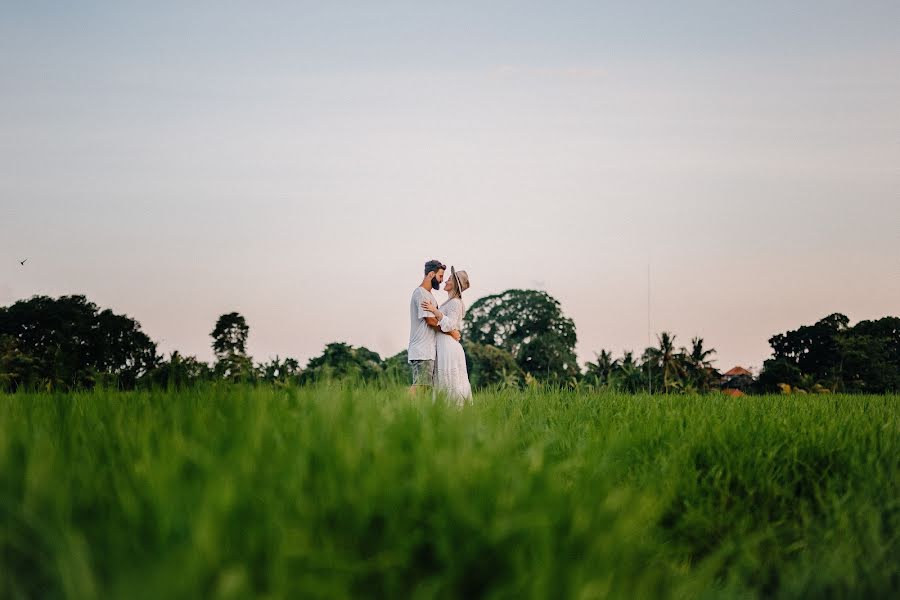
[[408, 287, 438, 361], [435, 298, 472, 405]]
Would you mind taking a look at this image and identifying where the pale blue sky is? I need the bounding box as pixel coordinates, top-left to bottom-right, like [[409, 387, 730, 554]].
[[2, 2, 899, 372]]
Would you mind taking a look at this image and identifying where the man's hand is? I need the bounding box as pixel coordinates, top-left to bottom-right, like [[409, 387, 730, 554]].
[[450, 330, 461, 342]]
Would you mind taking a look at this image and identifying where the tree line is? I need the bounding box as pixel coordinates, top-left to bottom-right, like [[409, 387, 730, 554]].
[[1, 292, 897, 393]]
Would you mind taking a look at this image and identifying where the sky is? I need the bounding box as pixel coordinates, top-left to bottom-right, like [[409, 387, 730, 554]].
[[2, 1, 899, 373]]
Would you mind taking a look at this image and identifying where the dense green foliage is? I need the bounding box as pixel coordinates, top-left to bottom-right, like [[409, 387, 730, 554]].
[[2, 386, 897, 598], [299, 342, 385, 384], [210, 312, 254, 382], [2, 295, 898, 394], [464, 289, 579, 383], [759, 313, 900, 393], [462, 341, 523, 388], [588, 335, 723, 394], [0, 295, 157, 391]]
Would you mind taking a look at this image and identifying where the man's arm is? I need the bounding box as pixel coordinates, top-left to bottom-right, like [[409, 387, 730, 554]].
[[418, 290, 460, 340], [425, 316, 461, 341]]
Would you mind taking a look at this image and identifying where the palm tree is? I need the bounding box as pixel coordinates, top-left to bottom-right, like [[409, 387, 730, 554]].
[[585, 349, 616, 387], [614, 351, 643, 393], [644, 332, 684, 393], [688, 337, 715, 366], [685, 337, 718, 392]]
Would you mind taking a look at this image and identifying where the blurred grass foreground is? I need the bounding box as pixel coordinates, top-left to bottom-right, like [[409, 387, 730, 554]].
[[1, 385, 898, 598]]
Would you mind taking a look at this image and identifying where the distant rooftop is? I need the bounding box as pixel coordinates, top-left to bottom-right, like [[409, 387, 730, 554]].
[[724, 366, 753, 377]]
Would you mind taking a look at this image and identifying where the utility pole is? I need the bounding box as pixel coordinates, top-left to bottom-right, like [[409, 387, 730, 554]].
[[647, 263, 652, 395]]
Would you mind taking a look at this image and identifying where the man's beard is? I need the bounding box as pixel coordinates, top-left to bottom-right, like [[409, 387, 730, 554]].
[[431, 276, 440, 290]]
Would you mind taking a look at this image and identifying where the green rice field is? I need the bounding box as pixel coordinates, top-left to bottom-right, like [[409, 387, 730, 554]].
[[1, 385, 898, 598]]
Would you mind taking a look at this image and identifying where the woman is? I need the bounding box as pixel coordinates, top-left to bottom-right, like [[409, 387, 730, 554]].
[[421, 266, 472, 404]]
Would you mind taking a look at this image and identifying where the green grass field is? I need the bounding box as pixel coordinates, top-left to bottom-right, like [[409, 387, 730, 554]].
[[1, 386, 898, 599]]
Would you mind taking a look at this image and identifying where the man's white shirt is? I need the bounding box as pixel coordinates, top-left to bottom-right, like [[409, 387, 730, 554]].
[[408, 287, 438, 362]]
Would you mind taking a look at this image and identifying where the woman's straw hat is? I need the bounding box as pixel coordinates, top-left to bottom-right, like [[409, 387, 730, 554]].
[[451, 266, 470, 297]]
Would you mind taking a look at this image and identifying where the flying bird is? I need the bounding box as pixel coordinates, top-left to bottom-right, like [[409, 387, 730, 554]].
[[19, 259, 27, 266]]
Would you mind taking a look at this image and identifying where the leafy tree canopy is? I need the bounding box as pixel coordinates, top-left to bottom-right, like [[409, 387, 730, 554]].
[[464, 289, 578, 382], [768, 313, 849, 385], [760, 314, 899, 393], [299, 342, 383, 384], [463, 341, 523, 389], [0, 295, 157, 390], [146, 351, 213, 390], [211, 312, 249, 359], [257, 356, 301, 384]]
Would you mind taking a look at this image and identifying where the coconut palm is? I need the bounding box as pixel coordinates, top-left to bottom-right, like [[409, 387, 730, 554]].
[[613, 351, 644, 393], [584, 349, 616, 387], [644, 332, 685, 393], [684, 337, 719, 392]]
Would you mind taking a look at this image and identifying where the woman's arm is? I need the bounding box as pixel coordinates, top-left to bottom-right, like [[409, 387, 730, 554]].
[[437, 300, 461, 333], [421, 299, 443, 321], [422, 299, 461, 339]]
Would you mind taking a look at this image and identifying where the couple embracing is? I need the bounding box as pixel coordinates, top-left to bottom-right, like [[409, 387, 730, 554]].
[[407, 259, 472, 404]]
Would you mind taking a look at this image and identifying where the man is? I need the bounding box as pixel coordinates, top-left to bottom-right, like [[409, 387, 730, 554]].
[[408, 259, 461, 393]]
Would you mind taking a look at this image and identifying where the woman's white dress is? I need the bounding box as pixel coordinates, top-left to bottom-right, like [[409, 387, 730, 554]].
[[435, 298, 472, 404]]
